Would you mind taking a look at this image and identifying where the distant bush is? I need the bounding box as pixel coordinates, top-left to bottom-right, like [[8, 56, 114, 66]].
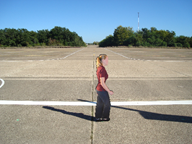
[[17, 44, 22, 47], [99, 35, 114, 47], [99, 26, 192, 48], [175, 43, 182, 47], [0, 26, 86, 47], [184, 42, 190, 48], [162, 42, 167, 47]]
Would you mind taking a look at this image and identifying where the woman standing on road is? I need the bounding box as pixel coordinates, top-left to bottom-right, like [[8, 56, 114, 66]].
[[95, 54, 114, 121]]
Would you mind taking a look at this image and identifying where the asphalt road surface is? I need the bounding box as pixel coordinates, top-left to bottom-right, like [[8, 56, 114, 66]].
[[0, 45, 192, 144]]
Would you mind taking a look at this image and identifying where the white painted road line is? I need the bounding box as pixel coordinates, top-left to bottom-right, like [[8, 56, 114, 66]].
[[57, 48, 85, 60], [0, 101, 96, 106], [0, 100, 192, 106], [0, 79, 5, 88], [111, 101, 192, 105], [0, 48, 85, 62], [105, 48, 132, 59]]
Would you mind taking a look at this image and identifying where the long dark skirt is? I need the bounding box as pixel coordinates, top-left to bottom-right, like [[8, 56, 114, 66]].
[[95, 89, 111, 119]]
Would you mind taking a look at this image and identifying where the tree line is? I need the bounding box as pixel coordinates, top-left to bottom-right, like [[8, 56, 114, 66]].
[[99, 25, 192, 48], [0, 26, 86, 47]]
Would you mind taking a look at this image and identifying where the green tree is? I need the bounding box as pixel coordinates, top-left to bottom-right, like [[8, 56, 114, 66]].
[[99, 35, 114, 47], [156, 30, 169, 41], [164, 30, 176, 47], [37, 29, 49, 45], [189, 37, 192, 48], [0, 26, 87, 47], [29, 31, 39, 46], [176, 35, 191, 48], [113, 26, 134, 46], [0, 29, 6, 46]]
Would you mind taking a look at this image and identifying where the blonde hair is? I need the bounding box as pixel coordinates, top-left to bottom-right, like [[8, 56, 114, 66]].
[[96, 54, 108, 70]]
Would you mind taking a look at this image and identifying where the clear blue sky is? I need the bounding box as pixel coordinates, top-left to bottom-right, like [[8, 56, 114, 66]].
[[0, 0, 192, 43]]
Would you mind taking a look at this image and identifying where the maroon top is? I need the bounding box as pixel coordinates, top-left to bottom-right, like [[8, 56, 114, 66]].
[[96, 65, 108, 91]]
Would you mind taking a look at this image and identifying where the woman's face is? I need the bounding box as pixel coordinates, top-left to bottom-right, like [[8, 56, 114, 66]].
[[102, 56, 108, 66]]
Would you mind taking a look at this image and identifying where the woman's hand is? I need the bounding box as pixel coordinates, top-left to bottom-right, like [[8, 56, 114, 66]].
[[109, 90, 114, 95]]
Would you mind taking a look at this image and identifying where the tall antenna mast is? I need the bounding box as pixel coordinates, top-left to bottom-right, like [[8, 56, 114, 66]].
[[138, 12, 139, 31]]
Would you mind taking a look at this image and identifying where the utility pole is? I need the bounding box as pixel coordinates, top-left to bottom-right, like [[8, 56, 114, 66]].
[[138, 12, 139, 32]]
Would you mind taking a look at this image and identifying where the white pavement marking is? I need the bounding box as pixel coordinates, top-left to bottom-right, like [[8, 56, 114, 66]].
[[111, 101, 192, 105], [0, 100, 192, 106], [104, 48, 132, 60], [0, 79, 5, 88], [104, 48, 191, 62], [0, 101, 96, 106], [145, 60, 188, 62], [53, 48, 85, 60], [0, 48, 85, 62]]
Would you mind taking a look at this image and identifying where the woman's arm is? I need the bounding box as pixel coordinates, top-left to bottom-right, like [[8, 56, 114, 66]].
[[100, 77, 110, 92]]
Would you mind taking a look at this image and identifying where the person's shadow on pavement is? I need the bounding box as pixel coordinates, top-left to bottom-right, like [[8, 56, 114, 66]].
[[43, 100, 192, 123], [77, 99, 192, 123], [42, 106, 95, 121]]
